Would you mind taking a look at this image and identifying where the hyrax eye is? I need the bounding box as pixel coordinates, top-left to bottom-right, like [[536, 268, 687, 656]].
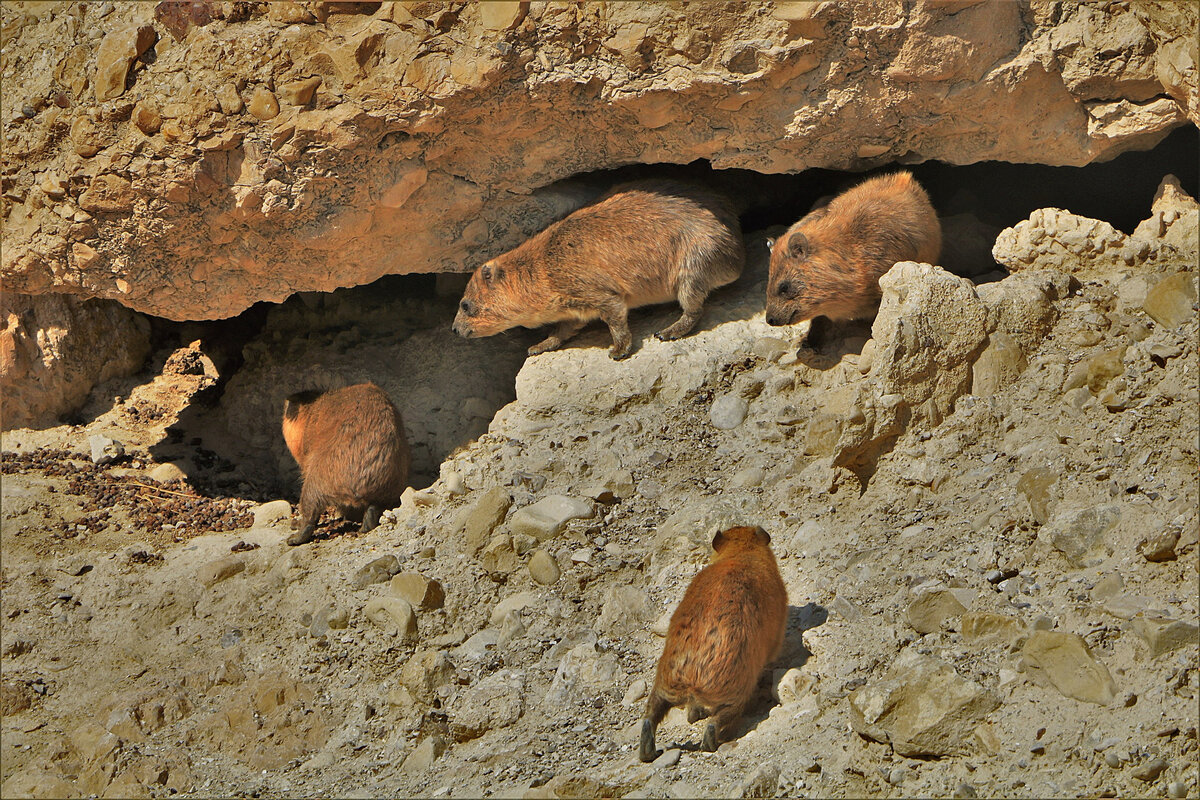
[[777, 281, 793, 298], [460, 300, 474, 315]]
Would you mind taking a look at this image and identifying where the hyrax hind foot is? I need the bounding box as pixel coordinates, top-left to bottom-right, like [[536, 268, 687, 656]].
[[361, 505, 381, 533], [287, 524, 317, 546], [655, 311, 702, 342], [701, 722, 719, 753], [639, 719, 661, 763]]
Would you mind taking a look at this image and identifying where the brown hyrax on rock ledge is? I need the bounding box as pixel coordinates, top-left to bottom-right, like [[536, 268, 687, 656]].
[[281, 382, 410, 546], [640, 525, 788, 762], [452, 180, 745, 359], [766, 171, 941, 329]]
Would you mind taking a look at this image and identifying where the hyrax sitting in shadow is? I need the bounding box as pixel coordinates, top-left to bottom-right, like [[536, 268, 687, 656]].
[[281, 382, 410, 546], [640, 525, 788, 762], [452, 180, 745, 359], [765, 171, 941, 330]]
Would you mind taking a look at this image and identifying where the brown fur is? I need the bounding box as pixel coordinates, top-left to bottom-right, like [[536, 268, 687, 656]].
[[639, 525, 788, 761], [281, 382, 410, 546], [452, 180, 745, 359], [765, 171, 941, 326]]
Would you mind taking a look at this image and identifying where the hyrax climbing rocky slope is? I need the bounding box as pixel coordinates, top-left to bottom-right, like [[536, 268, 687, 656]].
[[2, 177, 1197, 798]]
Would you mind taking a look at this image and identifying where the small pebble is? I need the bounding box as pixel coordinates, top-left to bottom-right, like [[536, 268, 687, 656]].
[[1131, 757, 1168, 782]]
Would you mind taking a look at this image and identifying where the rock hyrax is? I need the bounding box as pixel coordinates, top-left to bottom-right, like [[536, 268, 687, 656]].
[[281, 382, 410, 546], [452, 180, 745, 359], [640, 525, 788, 761], [766, 171, 941, 326]]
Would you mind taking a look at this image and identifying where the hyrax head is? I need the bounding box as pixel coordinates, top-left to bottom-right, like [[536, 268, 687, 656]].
[[452, 259, 529, 339], [282, 389, 324, 462], [764, 228, 824, 327], [712, 525, 771, 554]]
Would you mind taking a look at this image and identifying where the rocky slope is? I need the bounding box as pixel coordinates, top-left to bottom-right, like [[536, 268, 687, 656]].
[[1, 1, 1195, 321], [1, 178, 1197, 799]]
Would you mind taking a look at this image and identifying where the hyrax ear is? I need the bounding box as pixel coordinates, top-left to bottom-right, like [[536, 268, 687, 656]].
[[754, 526, 771, 545], [480, 264, 493, 284], [711, 529, 726, 552], [787, 232, 808, 259]]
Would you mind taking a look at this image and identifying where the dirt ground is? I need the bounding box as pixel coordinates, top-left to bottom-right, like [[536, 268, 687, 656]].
[[2, 199, 1198, 799]]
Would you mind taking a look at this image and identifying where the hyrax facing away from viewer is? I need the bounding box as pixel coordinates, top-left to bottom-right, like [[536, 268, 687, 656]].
[[452, 180, 745, 359], [281, 382, 410, 546], [766, 171, 941, 326], [640, 525, 787, 762]]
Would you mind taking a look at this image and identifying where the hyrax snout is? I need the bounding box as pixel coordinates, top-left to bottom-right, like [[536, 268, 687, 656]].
[[639, 525, 788, 761], [452, 180, 745, 359], [766, 171, 941, 327], [281, 382, 410, 546]]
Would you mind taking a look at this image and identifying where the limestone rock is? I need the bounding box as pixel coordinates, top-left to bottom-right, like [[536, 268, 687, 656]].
[[594, 585, 654, 637], [197, 556, 245, 587], [78, 175, 136, 214], [389, 573, 445, 609], [252, 500, 293, 528], [849, 650, 1000, 757], [710, 394, 749, 429], [1142, 273, 1198, 329], [545, 639, 620, 705], [907, 588, 967, 635], [352, 555, 402, 589], [362, 597, 417, 638], [1021, 631, 1117, 705], [961, 613, 1022, 645], [400, 650, 455, 704], [89, 434, 124, 465], [400, 735, 447, 774], [1039, 504, 1123, 567], [456, 487, 512, 553], [509, 496, 594, 541], [448, 668, 525, 741], [94, 24, 155, 101], [1131, 617, 1199, 658], [2, 5, 1191, 320], [527, 550, 560, 585]]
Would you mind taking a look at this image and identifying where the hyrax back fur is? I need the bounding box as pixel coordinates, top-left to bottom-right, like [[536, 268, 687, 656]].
[[640, 525, 788, 761], [766, 171, 941, 326], [452, 180, 745, 359], [281, 382, 410, 546]]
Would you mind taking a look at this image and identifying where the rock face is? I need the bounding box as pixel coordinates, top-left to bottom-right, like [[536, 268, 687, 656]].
[[0, 2, 1194, 320], [0, 292, 150, 428]]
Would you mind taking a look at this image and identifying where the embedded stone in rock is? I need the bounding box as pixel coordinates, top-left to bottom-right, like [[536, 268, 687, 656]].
[[1017, 467, 1058, 525], [89, 434, 125, 465], [907, 588, 968, 635], [1131, 617, 1199, 658], [280, 77, 322, 107], [480, 533, 518, 574], [362, 597, 417, 638], [352, 555, 402, 589], [479, 2, 525, 31], [400, 650, 455, 704], [527, 549, 561, 585], [247, 87, 280, 120], [132, 98, 162, 134], [1086, 347, 1127, 394], [456, 487, 512, 553], [732, 763, 781, 798], [993, 208, 1136, 274], [1038, 504, 1123, 567], [848, 650, 1000, 757], [509, 496, 594, 541], [401, 735, 447, 775], [197, 556, 245, 587], [389, 573, 445, 610], [489, 591, 536, 627], [1021, 631, 1117, 705], [448, 668, 525, 742], [594, 585, 654, 637], [710, 394, 750, 429], [971, 332, 1027, 398], [545, 640, 620, 705], [961, 612, 1022, 645], [94, 24, 155, 101], [78, 175, 135, 214], [252, 500, 293, 528], [1143, 273, 1198, 329], [1139, 528, 1181, 562], [773, 667, 815, 705]]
